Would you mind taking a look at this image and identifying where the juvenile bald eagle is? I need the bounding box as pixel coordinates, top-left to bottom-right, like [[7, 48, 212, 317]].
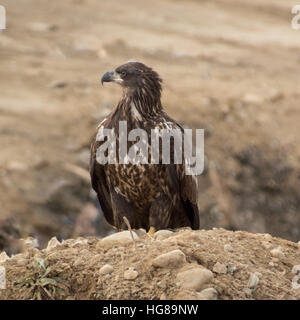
[[90, 62, 200, 235]]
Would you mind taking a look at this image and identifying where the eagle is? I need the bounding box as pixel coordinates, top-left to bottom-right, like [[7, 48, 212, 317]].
[[90, 62, 200, 235]]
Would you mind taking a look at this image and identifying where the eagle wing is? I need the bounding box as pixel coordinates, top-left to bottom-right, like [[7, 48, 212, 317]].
[[90, 130, 114, 226], [163, 116, 200, 229]]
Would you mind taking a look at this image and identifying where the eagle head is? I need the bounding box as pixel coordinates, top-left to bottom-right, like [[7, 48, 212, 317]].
[[101, 62, 162, 96]]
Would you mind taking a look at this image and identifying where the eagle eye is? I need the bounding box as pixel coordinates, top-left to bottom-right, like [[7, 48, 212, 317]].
[[120, 71, 127, 78]]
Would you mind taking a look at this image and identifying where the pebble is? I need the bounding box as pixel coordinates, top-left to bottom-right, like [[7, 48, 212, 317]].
[[212, 262, 227, 274], [99, 264, 114, 275], [124, 267, 138, 280], [152, 249, 186, 268], [270, 246, 285, 260], [20, 237, 39, 250], [248, 273, 260, 289], [160, 293, 167, 300], [46, 237, 61, 252], [242, 93, 264, 105], [177, 267, 213, 291], [243, 288, 252, 298], [101, 231, 138, 244], [28, 22, 58, 32], [262, 241, 272, 250], [227, 265, 237, 275], [224, 244, 233, 252], [154, 230, 174, 240], [74, 257, 85, 268], [197, 287, 218, 300], [0, 252, 9, 264]]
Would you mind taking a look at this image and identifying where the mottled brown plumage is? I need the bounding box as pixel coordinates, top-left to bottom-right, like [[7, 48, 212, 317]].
[[90, 62, 200, 232]]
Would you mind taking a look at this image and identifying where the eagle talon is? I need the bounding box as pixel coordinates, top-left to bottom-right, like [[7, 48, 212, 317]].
[[147, 226, 156, 238]]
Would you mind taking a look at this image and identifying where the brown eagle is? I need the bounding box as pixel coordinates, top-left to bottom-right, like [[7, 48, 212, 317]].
[[90, 62, 200, 235]]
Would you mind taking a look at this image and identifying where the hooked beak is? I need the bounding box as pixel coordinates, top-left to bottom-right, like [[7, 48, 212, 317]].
[[101, 70, 123, 85]]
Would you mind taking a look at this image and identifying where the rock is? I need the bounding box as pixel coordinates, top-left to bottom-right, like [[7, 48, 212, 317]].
[[160, 293, 167, 300], [243, 288, 252, 298], [6, 161, 28, 171], [99, 264, 114, 275], [227, 265, 237, 275], [197, 287, 218, 300], [154, 229, 173, 240], [0, 252, 9, 264], [242, 93, 264, 105], [20, 237, 39, 250], [177, 267, 213, 291], [224, 244, 233, 252], [135, 229, 146, 237], [101, 231, 138, 244], [74, 257, 85, 268], [152, 249, 186, 268], [28, 22, 58, 32], [212, 262, 227, 274], [124, 267, 138, 280], [262, 241, 272, 250], [46, 237, 61, 252], [248, 273, 260, 289], [270, 246, 285, 260]]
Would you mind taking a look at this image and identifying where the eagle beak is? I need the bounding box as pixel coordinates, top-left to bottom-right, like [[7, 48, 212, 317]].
[[101, 70, 123, 85]]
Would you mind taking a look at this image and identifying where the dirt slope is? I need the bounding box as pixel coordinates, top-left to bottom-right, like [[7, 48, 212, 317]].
[[0, 228, 300, 300]]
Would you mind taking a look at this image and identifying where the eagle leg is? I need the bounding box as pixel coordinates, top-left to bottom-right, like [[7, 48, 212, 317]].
[[147, 226, 156, 237], [110, 188, 136, 230], [149, 193, 173, 232]]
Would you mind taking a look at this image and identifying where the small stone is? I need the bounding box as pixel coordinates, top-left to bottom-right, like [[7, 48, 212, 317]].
[[262, 241, 272, 250], [101, 231, 138, 244], [7, 161, 28, 171], [99, 264, 114, 275], [154, 229, 174, 240], [248, 273, 260, 289], [152, 249, 186, 268], [177, 267, 213, 291], [160, 293, 167, 300], [242, 93, 264, 105], [227, 265, 237, 275], [197, 288, 218, 300], [46, 237, 61, 252], [135, 229, 146, 237], [212, 262, 227, 274], [29, 22, 58, 32], [243, 288, 252, 298], [74, 257, 85, 268], [20, 237, 39, 250], [0, 252, 9, 264], [224, 244, 233, 252], [270, 246, 285, 260], [124, 267, 138, 280]]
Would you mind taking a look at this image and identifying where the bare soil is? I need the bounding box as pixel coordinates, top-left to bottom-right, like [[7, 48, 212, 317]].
[[0, 228, 300, 300]]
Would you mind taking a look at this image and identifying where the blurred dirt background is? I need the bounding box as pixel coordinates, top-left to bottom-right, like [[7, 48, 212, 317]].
[[0, 0, 300, 258]]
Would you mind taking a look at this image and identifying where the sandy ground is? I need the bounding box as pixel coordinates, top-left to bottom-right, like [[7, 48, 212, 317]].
[[0, 0, 300, 299], [0, 228, 300, 300]]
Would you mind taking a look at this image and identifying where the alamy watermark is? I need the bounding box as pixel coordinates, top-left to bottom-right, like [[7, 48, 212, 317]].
[[0, 266, 5, 289], [96, 121, 204, 175], [0, 5, 6, 30], [291, 5, 300, 29]]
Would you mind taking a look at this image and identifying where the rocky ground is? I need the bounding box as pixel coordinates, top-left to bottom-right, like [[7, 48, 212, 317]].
[[0, 228, 300, 300]]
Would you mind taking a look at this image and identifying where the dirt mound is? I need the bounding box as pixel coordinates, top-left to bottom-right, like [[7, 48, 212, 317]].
[[1, 228, 299, 300]]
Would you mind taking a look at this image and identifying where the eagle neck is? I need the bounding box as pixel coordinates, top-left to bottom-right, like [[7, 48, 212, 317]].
[[119, 88, 162, 119]]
